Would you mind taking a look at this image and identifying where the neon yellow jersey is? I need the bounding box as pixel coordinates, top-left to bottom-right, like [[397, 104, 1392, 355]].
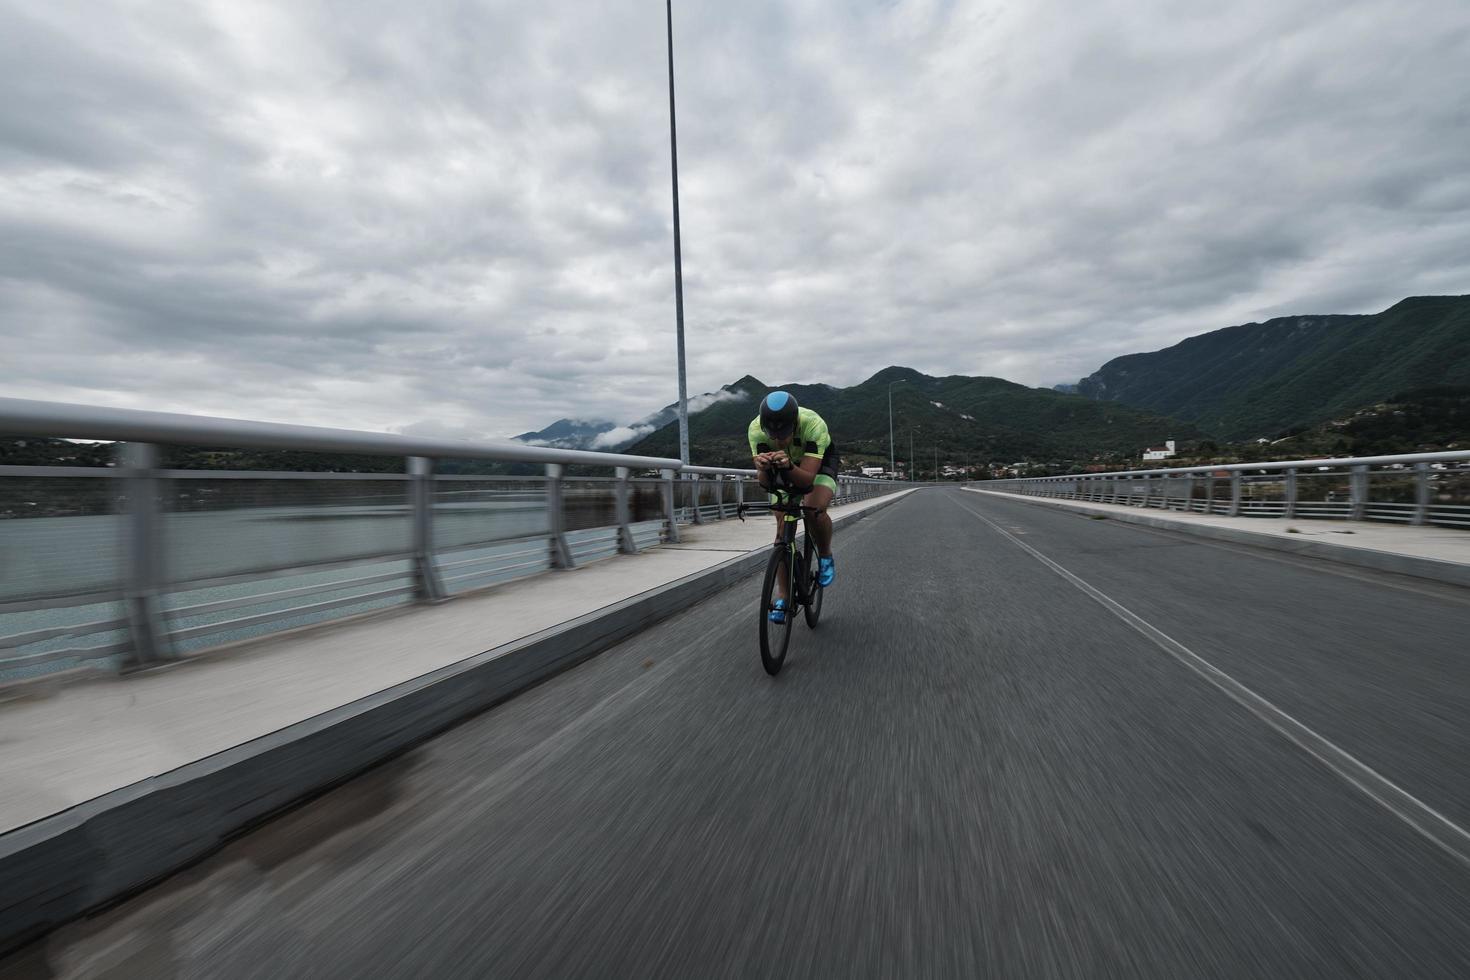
[[747, 406, 831, 463]]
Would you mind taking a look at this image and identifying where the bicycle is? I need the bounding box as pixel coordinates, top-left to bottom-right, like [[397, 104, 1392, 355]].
[[738, 484, 824, 676]]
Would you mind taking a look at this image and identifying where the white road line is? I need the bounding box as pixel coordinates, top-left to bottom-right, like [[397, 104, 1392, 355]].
[[950, 492, 1470, 869]]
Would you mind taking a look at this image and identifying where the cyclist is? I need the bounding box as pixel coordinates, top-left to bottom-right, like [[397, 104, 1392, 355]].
[[749, 391, 838, 623]]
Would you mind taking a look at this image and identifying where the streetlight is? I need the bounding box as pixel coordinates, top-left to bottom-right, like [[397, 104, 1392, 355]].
[[887, 379, 905, 479], [665, 0, 689, 465]]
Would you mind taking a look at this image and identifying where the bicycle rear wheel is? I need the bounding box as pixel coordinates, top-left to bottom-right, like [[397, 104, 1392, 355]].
[[759, 546, 793, 675], [802, 535, 823, 629]]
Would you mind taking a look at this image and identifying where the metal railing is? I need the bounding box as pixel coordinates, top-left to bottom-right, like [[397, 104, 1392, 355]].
[[979, 451, 1470, 529], [0, 397, 908, 682]]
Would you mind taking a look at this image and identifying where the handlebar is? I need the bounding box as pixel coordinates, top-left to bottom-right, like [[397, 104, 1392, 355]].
[[736, 494, 819, 522]]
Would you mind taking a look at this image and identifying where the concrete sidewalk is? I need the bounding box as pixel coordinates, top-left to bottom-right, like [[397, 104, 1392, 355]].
[[967, 488, 1470, 587], [0, 490, 913, 835]]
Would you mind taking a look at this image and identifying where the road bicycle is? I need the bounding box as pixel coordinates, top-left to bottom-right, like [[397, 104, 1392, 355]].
[[739, 485, 824, 676]]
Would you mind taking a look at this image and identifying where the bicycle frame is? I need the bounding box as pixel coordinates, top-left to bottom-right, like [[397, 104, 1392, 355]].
[[768, 490, 819, 608], [751, 485, 825, 675], [737, 480, 821, 608]]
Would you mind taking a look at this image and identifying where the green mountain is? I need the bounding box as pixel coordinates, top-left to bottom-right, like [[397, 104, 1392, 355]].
[[1237, 385, 1470, 459], [625, 367, 1199, 472], [1077, 295, 1470, 440]]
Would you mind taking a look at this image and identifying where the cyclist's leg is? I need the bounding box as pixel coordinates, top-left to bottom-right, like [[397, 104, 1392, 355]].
[[804, 483, 834, 556], [805, 448, 839, 586], [771, 498, 790, 604], [804, 445, 839, 557]]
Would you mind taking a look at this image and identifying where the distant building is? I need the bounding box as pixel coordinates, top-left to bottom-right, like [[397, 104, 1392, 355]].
[[860, 465, 885, 477], [1142, 440, 1176, 461]]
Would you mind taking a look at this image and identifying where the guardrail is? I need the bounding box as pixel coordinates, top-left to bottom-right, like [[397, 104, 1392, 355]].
[[980, 451, 1470, 529], [0, 397, 908, 682]]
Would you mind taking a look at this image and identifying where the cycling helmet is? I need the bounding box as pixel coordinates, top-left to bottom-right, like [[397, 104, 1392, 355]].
[[760, 391, 799, 439]]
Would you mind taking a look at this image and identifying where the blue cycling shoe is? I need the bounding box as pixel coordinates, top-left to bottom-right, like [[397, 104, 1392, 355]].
[[768, 599, 787, 624], [818, 556, 835, 587]]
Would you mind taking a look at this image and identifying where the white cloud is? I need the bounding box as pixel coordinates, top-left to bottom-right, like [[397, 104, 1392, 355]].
[[396, 418, 500, 442], [590, 424, 654, 449], [2, 0, 1468, 441], [687, 389, 746, 414]]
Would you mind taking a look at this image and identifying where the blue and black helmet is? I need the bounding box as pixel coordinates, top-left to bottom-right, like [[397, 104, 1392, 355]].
[[760, 391, 799, 439]]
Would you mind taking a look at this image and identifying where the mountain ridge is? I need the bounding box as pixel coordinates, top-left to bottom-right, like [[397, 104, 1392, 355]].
[[1077, 294, 1470, 440], [624, 367, 1196, 470]]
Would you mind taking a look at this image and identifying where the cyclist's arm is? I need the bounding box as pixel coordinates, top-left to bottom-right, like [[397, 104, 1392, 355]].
[[752, 452, 779, 491], [784, 456, 821, 489]]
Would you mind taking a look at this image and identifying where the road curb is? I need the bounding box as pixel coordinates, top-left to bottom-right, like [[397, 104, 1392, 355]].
[[0, 489, 915, 957], [967, 490, 1470, 589]]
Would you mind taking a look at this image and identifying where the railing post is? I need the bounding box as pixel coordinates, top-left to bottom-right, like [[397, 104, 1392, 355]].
[[714, 475, 724, 519], [1349, 464, 1368, 521], [735, 475, 745, 510], [614, 466, 638, 554], [1228, 471, 1242, 517], [118, 441, 174, 668], [689, 473, 704, 524], [409, 456, 446, 601], [546, 463, 574, 569], [1412, 461, 1430, 526], [1205, 474, 1215, 514], [661, 468, 681, 543], [1284, 467, 1297, 520]]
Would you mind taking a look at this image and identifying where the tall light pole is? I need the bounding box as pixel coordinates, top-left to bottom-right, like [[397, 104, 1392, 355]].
[[887, 379, 905, 479], [909, 429, 915, 482], [665, 0, 689, 465]]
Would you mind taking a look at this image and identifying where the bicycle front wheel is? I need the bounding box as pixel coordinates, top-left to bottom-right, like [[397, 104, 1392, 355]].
[[759, 546, 794, 675], [802, 535, 824, 629]]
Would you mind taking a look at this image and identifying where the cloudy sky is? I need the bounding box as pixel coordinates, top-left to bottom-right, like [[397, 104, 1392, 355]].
[[3, 0, 1468, 440]]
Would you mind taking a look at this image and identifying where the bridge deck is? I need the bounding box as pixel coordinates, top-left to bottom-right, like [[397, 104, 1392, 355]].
[[0, 492, 910, 836], [7, 489, 1469, 977]]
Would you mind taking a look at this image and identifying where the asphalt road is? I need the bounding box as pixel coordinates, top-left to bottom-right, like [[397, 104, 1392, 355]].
[[7, 488, 1470, 978]]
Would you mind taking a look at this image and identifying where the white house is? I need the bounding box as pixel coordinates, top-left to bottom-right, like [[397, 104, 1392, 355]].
[[860, 465, 885, 477], [1142, 440, 1176, 461]]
